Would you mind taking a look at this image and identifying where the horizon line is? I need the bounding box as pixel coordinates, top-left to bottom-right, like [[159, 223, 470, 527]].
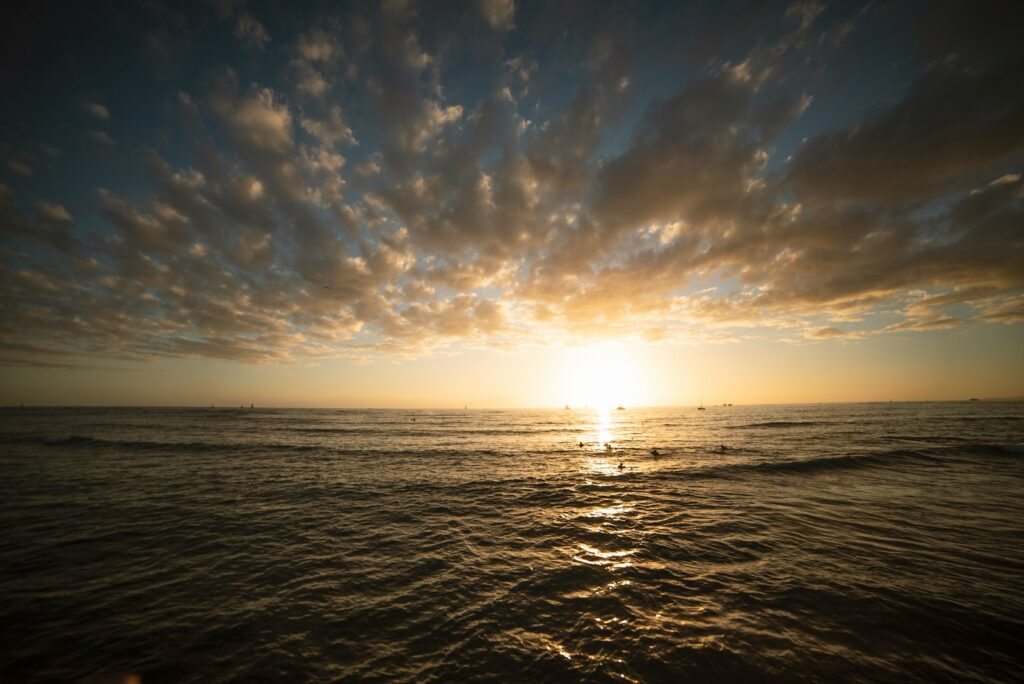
[[3, 398, 1022, 410]]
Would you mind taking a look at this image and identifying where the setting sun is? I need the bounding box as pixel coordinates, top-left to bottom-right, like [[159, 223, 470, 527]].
[[562, 343, 650, 411]]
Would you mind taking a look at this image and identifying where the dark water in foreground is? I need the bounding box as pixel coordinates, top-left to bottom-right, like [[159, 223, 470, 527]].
[[1, 403, 1022, 682]]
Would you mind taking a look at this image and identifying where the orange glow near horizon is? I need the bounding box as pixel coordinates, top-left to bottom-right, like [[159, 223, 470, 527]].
[[562, 343, 652, 411], [2, 325, 1022, 408]]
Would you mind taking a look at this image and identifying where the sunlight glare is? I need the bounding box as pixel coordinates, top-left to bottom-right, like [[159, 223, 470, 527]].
[[563, 343, 647, 411], [596, 406, 612, 448]]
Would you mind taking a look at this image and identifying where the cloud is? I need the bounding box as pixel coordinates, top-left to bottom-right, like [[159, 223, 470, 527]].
[[90, 130, 116, 146], [478, 0, 515, 31], [785, 59, 1024, 204], [594, 72, 803, 233], [974, 295, 1024, 324], [881, 316, 962, 334], [234, 12, 271, 51], [5, 159, 32, 175], [209, 74, 294, 154], [1, 143, 33, 175], [301, 105, 357, 146], [804, 326, 847, 339], [0, 186, 78, 252], [295, 27, 343, 63], [0, 356, 120, 370], [81, 100, 110, 120], [288, 24, 346, 99], [36, 201, 72, 223]]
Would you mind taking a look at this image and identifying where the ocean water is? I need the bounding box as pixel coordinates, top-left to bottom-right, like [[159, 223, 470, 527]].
[[1, 402, 1022, 682]]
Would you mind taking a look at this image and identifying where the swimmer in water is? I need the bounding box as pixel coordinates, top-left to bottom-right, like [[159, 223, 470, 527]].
[[719, 444, 727, 452], [604, 442, 612, 450], [578, 441, 584, 448], [618, 462, 625, 470], [650, 448, 660, 457]]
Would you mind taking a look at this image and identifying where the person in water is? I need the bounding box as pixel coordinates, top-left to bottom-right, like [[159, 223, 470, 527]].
[[578, 441, 584, 448], [618, 462, 625, 470], [650, 448, 660, 457]]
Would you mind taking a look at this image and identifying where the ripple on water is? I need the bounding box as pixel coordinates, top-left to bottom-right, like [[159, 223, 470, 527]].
[[0, 405, 1022, 681]]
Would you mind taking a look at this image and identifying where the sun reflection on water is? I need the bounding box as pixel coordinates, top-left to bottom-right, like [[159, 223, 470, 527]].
[[578, 543, 636, 559], [575, 544, 637, 568], [581, 407, 625, 475], [595, 406, 613, 448], [579, 504, 634, 519]]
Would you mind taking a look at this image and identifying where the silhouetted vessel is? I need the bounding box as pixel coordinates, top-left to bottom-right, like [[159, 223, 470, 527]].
[[616, 406, 625, 411]]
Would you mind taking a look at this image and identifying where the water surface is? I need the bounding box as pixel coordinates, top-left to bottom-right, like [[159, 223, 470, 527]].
[[1, 402, 1022, 682]]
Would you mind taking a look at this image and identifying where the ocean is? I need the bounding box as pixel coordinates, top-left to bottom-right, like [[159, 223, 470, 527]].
[[1, 403, 1022, 682]]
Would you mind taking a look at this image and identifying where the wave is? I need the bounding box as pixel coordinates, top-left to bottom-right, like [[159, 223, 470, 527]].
[[654, 449, 941, 481], [947, 415, 1023, 422], [735, 420, 828, 429], [745, 449, 944, 474], [275, 425, 586, 436], [987, 443, 1024, 454], [2, 434, 319, 454], [673, 443, 1021, 480], [1, 433, 525, 458]]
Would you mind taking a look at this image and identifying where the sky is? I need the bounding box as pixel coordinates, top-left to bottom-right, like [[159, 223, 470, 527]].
[[0, 0, 1022, 407]]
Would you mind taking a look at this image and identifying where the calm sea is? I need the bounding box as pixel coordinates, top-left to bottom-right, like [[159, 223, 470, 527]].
[[1, 403, 1022, 682]]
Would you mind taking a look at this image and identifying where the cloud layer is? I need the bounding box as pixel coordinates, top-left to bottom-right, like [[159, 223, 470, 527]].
[[1, 0, 1022, 367]]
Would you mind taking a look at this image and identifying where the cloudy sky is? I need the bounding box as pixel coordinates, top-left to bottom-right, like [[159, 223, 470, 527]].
[[1, 0, 1022, 407]]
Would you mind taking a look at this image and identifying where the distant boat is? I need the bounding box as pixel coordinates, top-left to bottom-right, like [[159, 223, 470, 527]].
[[697, 403, 706, 411], [616, 406, 625, 411], [565, 404, 570, 410], [250, 402, 254, 409], [969, 398, 979, 402]]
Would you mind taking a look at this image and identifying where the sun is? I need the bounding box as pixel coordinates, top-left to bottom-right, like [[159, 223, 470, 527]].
[[563, 343, 647, 410]]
